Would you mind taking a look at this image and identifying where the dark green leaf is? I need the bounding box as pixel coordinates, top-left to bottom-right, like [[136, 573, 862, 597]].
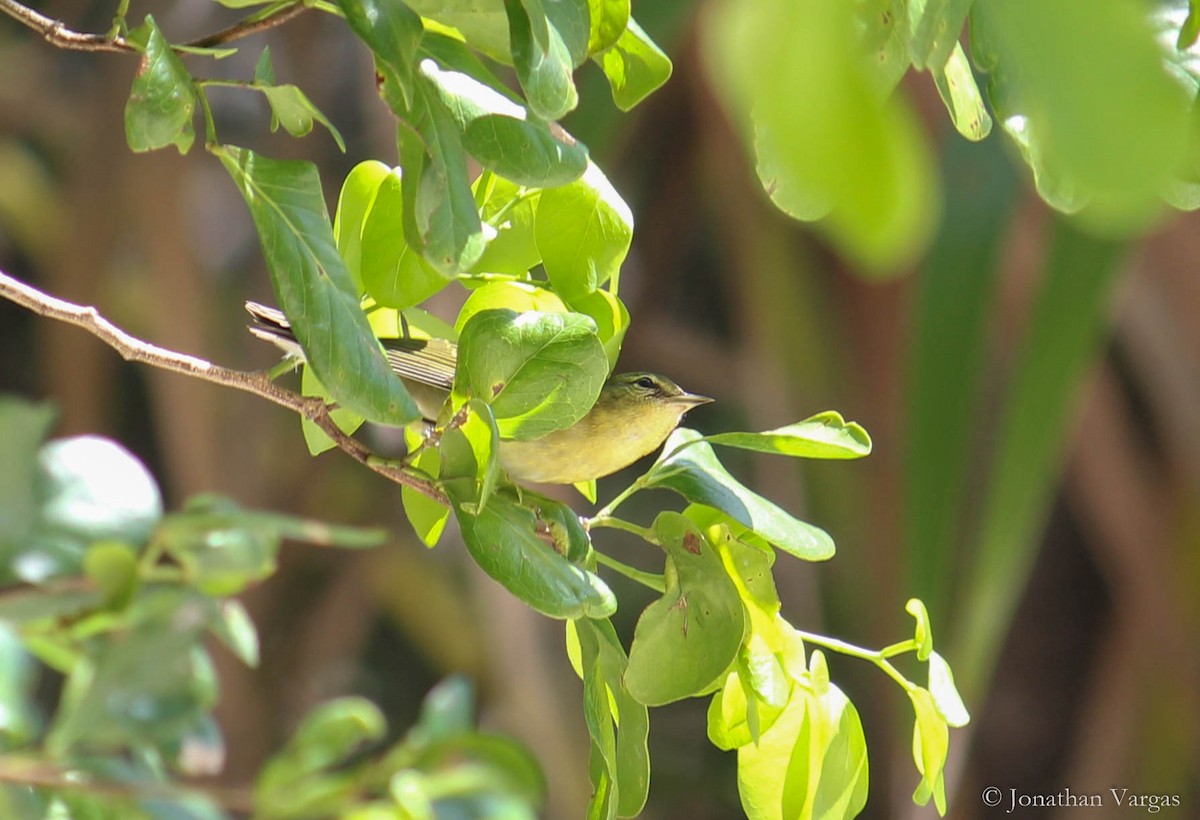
[[466, 115, 589, 188], [1180, 0, 1200, 49], [507, 0, 579, 120], [647, 429, 835, 561], [572, 617, 650, 819], [594, 18, 672, 111], [359, 167, 451, 308], [400, 80, 488, 273], [338, 0, 424, 109], [535, 163, 633, 301], [625, 513, 746, 705], [454, 309, 608, 440], [216, 146, 420, 425], [125, 16, 196, 154], [450, 490, 615, 619], [416, 49, 588, 188]]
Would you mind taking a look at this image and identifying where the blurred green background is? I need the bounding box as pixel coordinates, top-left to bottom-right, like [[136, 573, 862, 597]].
[[2, 1, 1198, 817]]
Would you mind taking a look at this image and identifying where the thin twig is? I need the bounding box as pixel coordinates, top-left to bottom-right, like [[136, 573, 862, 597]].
[[0, 268, 448, 507], [0, 0, 134, 52], [186, 2, 310, 50], [0, 0, 310, 54], [0, 757, 255, 814]]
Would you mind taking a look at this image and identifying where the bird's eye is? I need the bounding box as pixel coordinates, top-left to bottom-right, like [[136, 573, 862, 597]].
[[635, 376, 656, 390]]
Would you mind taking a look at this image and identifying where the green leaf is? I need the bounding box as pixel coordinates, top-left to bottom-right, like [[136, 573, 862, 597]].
[[454, 309, 608, 440], [906, 598, 934, 660], [257, 697, 386, 812], [566, 289, 629, 370], [528, 494, 591, 563], [927, 651, 970, 728], [216, 146, 420, 425], [573, 617, 650, 819], [334, 160, 392, 290], [588, 0, 630, 54], [506, 0, 579, 120], [401, 432, 450, 547], [707, 0, 936, 271], [908, 687, 948, 813], [125, 16, 196, 154], [339, 0, 424, 109], [47, 589, 218, 755], [454, 282, 567, 335], [1181, 0, 1200, 49], [0, 397, 55, 555], [416, 60, 589, 187], [464, 114, 589, 188], [698, 411, 871, 460], [0, 624, 39, 745], [594, 18, 673, 111], [971, 0, 1191, 226], [439, 398, 501, 513], [299, 365, 365, 456], [399, 79, 488, 273], [211, 600, 260, 667], [780, 654, 870, 820], [260, 84, 346, 151], [449, 490, 615, 619], [906, 0, 974, 71], [932, 42, 992, 142], [83, 541, 138, 609], [535, 162, 633, 301], [625, 513, 746, 705], [646, 429, 835, 561], [472, 175, 543, 276], [158, 495, 384, 596], [359, 167, 451, 308]]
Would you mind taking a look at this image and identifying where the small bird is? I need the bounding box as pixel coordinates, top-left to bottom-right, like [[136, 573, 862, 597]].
[[245, 302, 712, 484]]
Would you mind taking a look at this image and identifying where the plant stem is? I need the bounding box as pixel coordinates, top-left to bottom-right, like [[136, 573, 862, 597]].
[[593, 552, 665, 593], [795, 629, 915, 692], [588, 515, 656, 543], [0, 268, 449, 507]]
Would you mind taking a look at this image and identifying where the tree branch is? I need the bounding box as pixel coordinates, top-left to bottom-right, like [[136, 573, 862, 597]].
[[0, 268, 448, 507], [0, 0, 311, 54]]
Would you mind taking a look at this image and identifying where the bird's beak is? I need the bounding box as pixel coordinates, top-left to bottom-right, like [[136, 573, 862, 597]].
[[677, 392, 714, 408]]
